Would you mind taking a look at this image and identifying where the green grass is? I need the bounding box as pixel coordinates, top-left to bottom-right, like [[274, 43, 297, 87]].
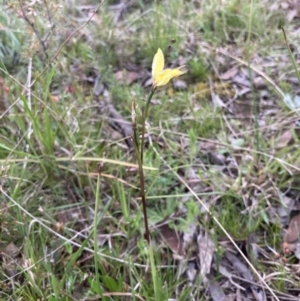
[[1, 0, 300, 300]]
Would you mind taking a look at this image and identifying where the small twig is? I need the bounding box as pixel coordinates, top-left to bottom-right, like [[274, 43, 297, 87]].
[[60, 291, 146, 301], [83, 292, 146, 301], [18, 0, 49, 59], [41, 0, 55, 47], [43, 0, 55, 32]]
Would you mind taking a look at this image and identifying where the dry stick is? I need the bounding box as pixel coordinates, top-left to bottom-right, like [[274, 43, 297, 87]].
[[18, 0, 49, 59], [41, 0, 56, 46], [43, 0, 55, 32], [0, 156, 157, 171], [83, 292, 146, 301], [60, 290, 146, 301], [148, 140, 280, 301]]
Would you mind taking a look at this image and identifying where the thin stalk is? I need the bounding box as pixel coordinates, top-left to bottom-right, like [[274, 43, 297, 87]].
[[140, 89, 156, 162], [132, 129, 150, 244], [246, 0, 254, 47], [282, 28, 300, 85], [248, 63, 260, 158], [245, 0, 260, 159], [131, 91, 156, 245], [149, 244, 158, 299], [136, 154, 150, 244], [93, 165, 102, 289]]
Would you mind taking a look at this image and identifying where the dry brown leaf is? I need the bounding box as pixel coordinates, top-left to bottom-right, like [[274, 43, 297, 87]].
[[276, 129, 294, 148], [197, 230, 214, 277], [208, 152, 226, 165], [225, 252, 253, 282], [282, 213, 300, 257], [287, 0, 300, 21], [219, 66, 239, 80], [270, 0, 300, 21], [200, 141, 217, 151], [87, 10, 102, 24], [3, 242, 20, 258], [232, 73, 251, 87], [173, 79, 188, 90], [1, 242, 21, 278], [114, 70, 139, 85], [284, 213, 300, 243], [253, 76, 266, 88], [205, 273, 228, 301], [211, 92, 226, 109], [185, 167, 202, 190], [105, 104, 133, 148], [157, 224, 182, 255]]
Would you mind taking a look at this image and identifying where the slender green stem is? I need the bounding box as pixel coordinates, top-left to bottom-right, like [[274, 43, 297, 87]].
[[246, 0, 253, 47], [247, 63, 260, 159], [133, 122, 140, 154], [93, 165, 101, 290], [132, 119, 150, 243], [282, 28, 300, 86], [134, 146, 150, 244], [141, 89, 156, 162], [131, 89, 156, 244]]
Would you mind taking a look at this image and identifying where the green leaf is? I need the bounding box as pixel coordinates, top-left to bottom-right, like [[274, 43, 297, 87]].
[[102, 275, 118, 291]]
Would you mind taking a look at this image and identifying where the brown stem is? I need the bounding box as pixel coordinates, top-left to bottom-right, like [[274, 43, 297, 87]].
[[131, 89, 156, 244], [138, 163, 150, 244], [132, 127, 150, 244], [140, 89, 155, 163]]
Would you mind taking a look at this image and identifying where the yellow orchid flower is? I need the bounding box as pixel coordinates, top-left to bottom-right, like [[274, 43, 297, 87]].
[[152, 48, 186, 88]]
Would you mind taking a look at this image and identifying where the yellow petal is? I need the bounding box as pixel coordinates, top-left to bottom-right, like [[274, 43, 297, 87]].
[[152, 48, 164, 82], [155, 67, 186, 87]]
